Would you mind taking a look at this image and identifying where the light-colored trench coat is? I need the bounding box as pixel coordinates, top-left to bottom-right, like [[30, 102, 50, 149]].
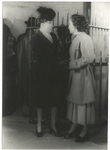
[[66, 32, 96, 105]]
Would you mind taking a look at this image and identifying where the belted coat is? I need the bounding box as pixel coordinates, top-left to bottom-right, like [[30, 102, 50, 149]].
[[66, 32, 96, 105]]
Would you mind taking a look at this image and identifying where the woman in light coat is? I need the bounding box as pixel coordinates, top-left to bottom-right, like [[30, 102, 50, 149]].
[[64, 14, 96, 142]]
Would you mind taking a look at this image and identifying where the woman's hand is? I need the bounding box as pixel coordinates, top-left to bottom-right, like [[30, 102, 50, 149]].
[[59, 59, 69, 65]]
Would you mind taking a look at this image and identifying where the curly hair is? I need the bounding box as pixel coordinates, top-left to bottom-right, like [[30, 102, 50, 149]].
[[71, 14, 88, 33], [37, 6, 56, 27]]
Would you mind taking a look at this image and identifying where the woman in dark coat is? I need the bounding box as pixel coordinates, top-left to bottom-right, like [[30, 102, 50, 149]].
[[32, 6, 60, 137]]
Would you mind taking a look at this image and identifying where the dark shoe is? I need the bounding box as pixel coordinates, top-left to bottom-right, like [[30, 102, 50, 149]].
[[49, 125, 61, 137], [75, 133, 88, 142], [36, 127, 44, 137]]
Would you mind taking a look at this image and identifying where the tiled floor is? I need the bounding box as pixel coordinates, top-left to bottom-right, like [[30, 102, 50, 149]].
[[2, 107, 107, 149]]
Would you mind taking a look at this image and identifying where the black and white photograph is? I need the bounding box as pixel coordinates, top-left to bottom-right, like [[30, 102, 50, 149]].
[[1, 1, 109, 149]]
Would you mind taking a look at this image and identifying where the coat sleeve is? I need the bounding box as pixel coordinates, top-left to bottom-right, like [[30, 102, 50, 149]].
[[69, 36, 95, 70]]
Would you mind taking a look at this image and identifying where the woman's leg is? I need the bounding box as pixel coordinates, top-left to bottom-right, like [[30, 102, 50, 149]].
[[79, 125, 87, 137], [68, 124, 77, 133], [50, 106, 57, 132], [37, 107, 43, 132], [66, 102, 77, 133], [75, 104, 88, 142]]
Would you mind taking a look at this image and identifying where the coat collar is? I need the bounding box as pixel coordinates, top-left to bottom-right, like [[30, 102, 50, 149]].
[[38, 30, 54, 46], [71, 32, 86, 40]]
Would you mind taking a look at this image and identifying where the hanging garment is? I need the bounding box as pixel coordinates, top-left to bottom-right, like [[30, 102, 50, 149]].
[[16, 29, 37, 116], [3, 24, 17, 116]]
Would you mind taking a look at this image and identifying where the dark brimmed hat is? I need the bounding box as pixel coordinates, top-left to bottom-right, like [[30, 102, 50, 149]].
[[25, 17, 37, 26]]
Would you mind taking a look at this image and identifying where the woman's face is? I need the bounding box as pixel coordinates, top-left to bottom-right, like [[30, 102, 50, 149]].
[[42, 20, 53, 33], [68, 19, 76, 34]]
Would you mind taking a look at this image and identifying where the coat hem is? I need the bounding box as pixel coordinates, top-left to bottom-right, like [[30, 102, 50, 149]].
[[66, 99, 95, 105]]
